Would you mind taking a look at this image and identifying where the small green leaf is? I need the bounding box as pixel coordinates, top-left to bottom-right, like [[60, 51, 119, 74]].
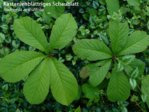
[[23, 58, 50, 104], [82, 83, 99, 100], [108, 21, 129, 54], [119, 31, 149, 55], [0, 51, 44, 82], [129, 78, 137, 89], [49, 14, 77, 50], [127, 0, 140, 6], [130, 59, 145, 76], [65, 0, 74, 2], [44, 6, 65, 19], [0, 33, 5, 44], [14, 17, 49, 53], [130, 68, 139, 78], [107, 69, 130, 101], [44, 0, 65, 19], [117, 59, 124, 71], [141, 75, 149, 107], [89, 60, 111, 86], [73, 39, 112, 61], [48, 58, 78, 105], [106, 0, 120, 15], [121, 55, 135, 65], [80, 66, 90, 79], [74, 106, 81, 112], [123, 58, 145, 77]]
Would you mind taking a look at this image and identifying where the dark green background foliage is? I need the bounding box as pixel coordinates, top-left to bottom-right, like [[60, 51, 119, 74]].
[[0, 0, 149, 111]]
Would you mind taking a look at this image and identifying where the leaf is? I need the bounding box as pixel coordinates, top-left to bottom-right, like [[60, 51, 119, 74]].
[[44, 6, 65, 19], [0, 51, 44, 82], [106, 0, 120, 15], [48, 58, 78, 105], [107, 69, 130, 101], [89, 60, 111, 86], [108, 21, 129, 54], [49, 14, 77, 50], [129, 78, 137, 89], [119, 31, 149, 55], [121, 58, 145, 78], [121, 55, 135, 65], [73, 39, 112, 61], [80, 66, 90, 79], [14, 17, 49, 53], [65, 0, 74, 2], [141, 75, 149, 107], [75, 106, 81, 112], [82, 83, 99, 100], [129, 59, 145, 77], [127, 0, 140, 6], [23, 58, 50, 104], [44, 0, 65, 19]]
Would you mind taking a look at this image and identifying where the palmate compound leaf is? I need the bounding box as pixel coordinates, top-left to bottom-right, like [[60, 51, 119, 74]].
[[73, 39, 112, 61], [107, 68, 131, 101], [14, 17, 49, 53], [119, 31, 149, 55], [89, 60, 111, 87], [24, 57, 78, 105], [49, 13, 78, 50], [108, 21, 129, 54], [0, 51, 44, 82]]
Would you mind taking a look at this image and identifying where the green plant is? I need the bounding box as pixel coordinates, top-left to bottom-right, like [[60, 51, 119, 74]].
[[73, 20, 149, 102], [0, 13, 78, 106], [44, 0, 74, 20], [141, 75, 149, 107], [106, 0, 120, 15]]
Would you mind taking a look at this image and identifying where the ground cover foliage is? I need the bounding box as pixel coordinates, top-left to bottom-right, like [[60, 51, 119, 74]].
[[0, 0, 149, 112]]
